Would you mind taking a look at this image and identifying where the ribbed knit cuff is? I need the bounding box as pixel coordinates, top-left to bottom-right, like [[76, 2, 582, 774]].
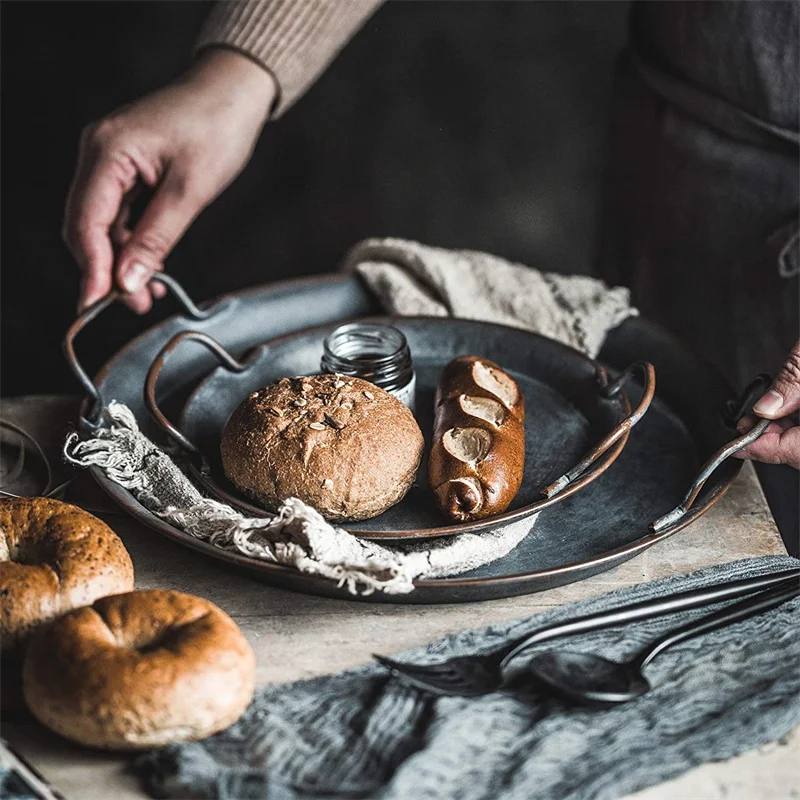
[[195, 0, 382, 117]]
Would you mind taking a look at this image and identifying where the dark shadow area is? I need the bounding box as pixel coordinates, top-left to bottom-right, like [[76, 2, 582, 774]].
[[1, 0, 629, 395]]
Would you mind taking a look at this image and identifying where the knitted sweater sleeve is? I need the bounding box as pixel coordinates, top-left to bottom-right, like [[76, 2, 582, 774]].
[[195, 0, 383, 116]]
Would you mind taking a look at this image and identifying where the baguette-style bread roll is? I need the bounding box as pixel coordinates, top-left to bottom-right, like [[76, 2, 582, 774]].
[[428, 356, 525, 522]]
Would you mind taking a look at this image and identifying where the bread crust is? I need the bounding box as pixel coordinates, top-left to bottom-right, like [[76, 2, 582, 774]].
[[221, 374, 425, 522], [428, 356, 525, 521], [23, 589, 255, 749], [0, 497, 134, 655]]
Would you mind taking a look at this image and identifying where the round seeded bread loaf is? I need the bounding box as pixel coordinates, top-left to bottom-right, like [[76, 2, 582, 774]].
[[220, 375, 425, 522]]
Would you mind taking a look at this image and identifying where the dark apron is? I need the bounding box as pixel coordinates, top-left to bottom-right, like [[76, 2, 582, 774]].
[[597, 0, 799, 548]]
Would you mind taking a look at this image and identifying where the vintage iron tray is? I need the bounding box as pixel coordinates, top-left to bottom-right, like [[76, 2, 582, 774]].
[[144, 318, 655, 540], [64, 273, 765, 603]]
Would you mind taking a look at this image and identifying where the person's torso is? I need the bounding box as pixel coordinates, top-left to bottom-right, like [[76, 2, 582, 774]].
[[631, 0, 799, 131]]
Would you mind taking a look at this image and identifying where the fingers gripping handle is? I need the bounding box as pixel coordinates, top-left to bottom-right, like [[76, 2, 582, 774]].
[[64, 274, 214, 428]]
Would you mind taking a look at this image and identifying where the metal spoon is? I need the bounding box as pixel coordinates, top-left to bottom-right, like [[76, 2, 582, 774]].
[[516, 578, 799, 705]]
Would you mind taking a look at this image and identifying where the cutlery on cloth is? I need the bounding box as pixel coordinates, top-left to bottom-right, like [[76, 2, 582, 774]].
[[517, 577, 800, 705], [374, 568, 800, 696]]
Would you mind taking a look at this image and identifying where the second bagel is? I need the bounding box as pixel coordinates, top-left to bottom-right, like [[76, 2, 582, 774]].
[[23, 589, 255, 749]]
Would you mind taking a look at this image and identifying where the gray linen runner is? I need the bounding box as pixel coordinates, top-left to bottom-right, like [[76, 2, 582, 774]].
[[136, 555, 800, 800]]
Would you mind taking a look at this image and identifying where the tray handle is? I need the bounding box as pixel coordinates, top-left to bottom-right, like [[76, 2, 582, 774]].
[[64, 274, 216, 429], [144, 330, 249, 458], [542, 361, 656, 499], [650, 374, 773, 532]]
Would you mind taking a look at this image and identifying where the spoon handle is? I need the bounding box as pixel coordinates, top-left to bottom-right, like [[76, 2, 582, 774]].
[[501, 568, 800, 667], [636, 578, 800, 671]]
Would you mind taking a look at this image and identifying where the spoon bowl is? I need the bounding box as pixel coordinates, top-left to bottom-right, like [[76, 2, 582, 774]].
[[513, 579, 799, 706], [527, 651, 650, 704]]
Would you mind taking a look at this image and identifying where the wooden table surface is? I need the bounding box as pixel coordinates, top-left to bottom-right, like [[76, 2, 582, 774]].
[[1, 395, 798, 800]]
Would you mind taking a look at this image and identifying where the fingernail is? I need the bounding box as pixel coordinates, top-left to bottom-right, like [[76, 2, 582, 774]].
[[121, 262, 150, 293], [753, 390, 784, 416]]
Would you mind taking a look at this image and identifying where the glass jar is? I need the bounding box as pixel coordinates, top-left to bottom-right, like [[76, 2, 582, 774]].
[[321, 322, 416, 411]]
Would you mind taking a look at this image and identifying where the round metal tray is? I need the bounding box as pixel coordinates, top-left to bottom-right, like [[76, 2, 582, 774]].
[[65, 273, 752, 603]]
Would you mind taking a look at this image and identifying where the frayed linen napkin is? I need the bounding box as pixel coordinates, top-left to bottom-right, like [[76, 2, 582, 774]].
[[64, 402, 534, 595], [65, 239, 636, 595], [135, 556, 800, 800]]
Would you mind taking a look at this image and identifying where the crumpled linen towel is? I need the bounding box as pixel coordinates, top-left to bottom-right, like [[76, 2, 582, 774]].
[[134, 555, 800, 800], [64, 239, 636, 594], [345, 237, 637, 358]]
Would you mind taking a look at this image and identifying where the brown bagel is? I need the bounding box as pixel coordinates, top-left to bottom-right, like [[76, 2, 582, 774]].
[[0, 497, 134, 655], [23, 589, 256, 749]]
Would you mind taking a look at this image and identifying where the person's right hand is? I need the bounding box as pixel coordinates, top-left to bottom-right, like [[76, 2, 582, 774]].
[[64, 48, 277, 314]]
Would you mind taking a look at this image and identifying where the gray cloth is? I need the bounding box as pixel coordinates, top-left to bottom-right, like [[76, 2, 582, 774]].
[[135, 555, 800, 800]]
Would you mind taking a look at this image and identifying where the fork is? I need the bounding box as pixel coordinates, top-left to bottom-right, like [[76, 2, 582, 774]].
[[373, 568, 800, 697]]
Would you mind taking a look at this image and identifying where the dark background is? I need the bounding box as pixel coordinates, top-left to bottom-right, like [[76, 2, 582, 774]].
[[1, 0, 629, 396]]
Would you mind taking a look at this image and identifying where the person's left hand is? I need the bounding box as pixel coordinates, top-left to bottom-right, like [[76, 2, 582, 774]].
[[735, 341, 800, 469]]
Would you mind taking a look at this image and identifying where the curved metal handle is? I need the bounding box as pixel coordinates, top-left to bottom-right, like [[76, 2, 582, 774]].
[[542, 361, 656, 499], [649, 417, 770, 532], [0, 419, 52, 497], [649, 374, 773, 533], [637, 578, 800, 671], [499, 567, 800, 670], [144, 330, 249, 458], [64, 274, 214, 428]]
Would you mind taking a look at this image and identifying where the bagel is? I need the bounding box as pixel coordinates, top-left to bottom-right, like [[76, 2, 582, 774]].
[[23, 589, 256, 749], [0, 497, 134, 654]]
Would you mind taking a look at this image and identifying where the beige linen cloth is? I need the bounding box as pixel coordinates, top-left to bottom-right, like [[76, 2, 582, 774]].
[[65, 238, 636, 595]]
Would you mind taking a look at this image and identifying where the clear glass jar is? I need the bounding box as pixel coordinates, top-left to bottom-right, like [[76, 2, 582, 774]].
[[321, 322, 416, 411]]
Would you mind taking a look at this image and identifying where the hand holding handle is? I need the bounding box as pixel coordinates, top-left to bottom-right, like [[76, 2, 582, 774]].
[[63, 274, 215, 428]]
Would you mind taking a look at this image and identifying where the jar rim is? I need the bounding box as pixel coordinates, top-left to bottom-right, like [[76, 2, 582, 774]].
[[322, 322, 409, 367]]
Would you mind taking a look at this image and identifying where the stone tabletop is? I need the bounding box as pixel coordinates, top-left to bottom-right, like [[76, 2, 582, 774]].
[[1, 395, 797, 800]]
